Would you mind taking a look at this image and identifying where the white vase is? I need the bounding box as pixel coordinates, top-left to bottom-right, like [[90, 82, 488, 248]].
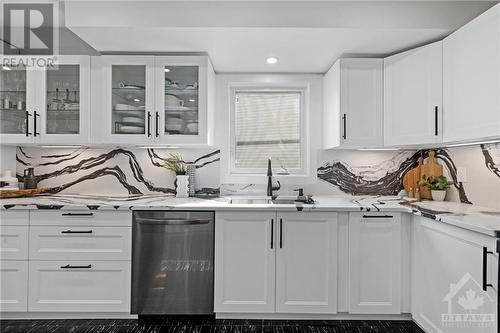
[[431, 190, 447, 201], [175, 175, 189, 198]]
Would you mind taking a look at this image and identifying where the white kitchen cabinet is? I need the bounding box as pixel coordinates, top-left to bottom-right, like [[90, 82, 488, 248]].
[[92, 55, 214, 146], [443, 4, 500, 143], [348, 212, 402, 314], [154, 56, 215, 146], [214, 211, 276, 313], [0, 56, 91, 145], [29, 226, 131, 261], [412, 215, 498, 333], [276, 212, 338, 314], [0, 210, 29, 226], [323, 58, 383, 149], [0, 226, 29, 260], [28, 260, 131, 312], [0, 261, 28, 312], [92, 55, 156, 145], [384, 41, 443, 146], [29, 210, 132, 227]]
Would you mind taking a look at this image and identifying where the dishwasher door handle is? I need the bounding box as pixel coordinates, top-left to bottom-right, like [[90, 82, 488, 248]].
[[135, 218, 211, 225]]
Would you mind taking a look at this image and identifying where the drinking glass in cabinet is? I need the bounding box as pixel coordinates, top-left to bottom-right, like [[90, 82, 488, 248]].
[[46, 65, 80, 134], [111, 65, 146, 135], [0, 64, 27, 135], [164, 66, 199, 135]]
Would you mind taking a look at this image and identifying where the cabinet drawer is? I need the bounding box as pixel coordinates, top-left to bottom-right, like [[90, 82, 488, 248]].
[[0, 260, 28, 312], [28, 261, 131, 312], [30, 210, 132, 227], [29, 226, 131, 261], [0, 210, 29, 226], [0, 226, 29, 260]]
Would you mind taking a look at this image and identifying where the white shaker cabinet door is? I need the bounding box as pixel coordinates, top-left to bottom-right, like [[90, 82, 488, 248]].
[[348, 213, 402, 314], [28, 261, 131, 312], [276, 212, 338, 314], [384, 41, 443, 146], [214, 211, 276, 313], [0, 260, 28, 312], [0, 226, 29, 260], [443, 4, 500, 143]]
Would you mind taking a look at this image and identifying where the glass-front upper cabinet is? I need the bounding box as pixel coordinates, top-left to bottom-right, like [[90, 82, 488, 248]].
[[93, 56, 155, 144], [40, 56, 90, 144], [0, 60, 35, 144], [155, 56, 214, 146], [0, 55, 90, 145]]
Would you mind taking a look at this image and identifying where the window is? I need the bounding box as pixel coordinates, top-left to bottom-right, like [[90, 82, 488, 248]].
[[231, 89, 305, 175]]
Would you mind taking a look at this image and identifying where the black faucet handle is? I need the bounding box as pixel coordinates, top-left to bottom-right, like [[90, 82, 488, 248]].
[[293, 188, 304, 197]]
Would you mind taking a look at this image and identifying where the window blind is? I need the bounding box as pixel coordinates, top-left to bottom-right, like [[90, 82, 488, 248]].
[[234, 91, 301, 170]]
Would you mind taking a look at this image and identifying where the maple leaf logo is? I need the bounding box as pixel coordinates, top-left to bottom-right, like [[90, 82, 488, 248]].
[[457, 288, 484, 311]]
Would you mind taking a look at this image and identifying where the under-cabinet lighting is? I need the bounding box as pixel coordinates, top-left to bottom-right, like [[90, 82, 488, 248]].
[[446, 140, 500, 148], [266, 57, 278, 64], [40, 145, 83, 148], [357, 148, 400, 151], [133, 98, 140, 102], [2, 66, 11, 71], [137, 146, 179, 149], [164, 68, 170, 72], [189, 99, 196, 103]]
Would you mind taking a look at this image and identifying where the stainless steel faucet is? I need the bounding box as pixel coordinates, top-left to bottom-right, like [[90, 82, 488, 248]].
[[266, 158, 281, 198]]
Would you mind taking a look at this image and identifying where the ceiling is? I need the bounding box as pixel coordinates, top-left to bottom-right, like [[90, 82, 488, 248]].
[[64, 1, 498, 73]]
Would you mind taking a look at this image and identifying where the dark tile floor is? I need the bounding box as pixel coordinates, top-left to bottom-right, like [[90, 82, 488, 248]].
[[0, 318, 425, 333]]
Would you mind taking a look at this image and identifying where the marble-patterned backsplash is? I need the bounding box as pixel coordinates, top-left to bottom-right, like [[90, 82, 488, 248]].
[[12, 143, 500, 210]]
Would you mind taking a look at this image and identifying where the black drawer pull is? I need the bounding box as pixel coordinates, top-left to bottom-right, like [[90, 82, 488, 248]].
[[362, 215, 394, 219], [61, 213, 94, 217], [60, 264, 92, 269], [61, 230, 93, 234], [482, 247, 494, 291]]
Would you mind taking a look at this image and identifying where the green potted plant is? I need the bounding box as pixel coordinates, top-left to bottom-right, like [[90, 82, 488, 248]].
[[164, 153, 189, 198], [418, 175, 453, 201]]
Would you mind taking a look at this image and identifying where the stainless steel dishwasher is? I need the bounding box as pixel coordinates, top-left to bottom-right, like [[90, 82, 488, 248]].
[[131, 211, 214, 315]]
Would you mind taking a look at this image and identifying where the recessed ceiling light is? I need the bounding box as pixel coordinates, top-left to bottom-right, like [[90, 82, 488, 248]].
[[2, 66, 11, 71], [266, 57, 278, 64], [164, 68, 170, 72], [189, 99, 196, 103], [133, 98, 140, 102]]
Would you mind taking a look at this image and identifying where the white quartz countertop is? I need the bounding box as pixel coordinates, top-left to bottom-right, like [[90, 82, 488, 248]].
[[1, 193, 500, 237]]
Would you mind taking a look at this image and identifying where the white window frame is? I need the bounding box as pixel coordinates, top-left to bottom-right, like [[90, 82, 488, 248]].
[[224, 81, 313, 184]]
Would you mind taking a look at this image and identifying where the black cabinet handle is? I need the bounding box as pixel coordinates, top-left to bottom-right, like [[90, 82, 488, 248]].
[[342, 114, 347, 140], [33, 110, 40, 136], [25, 111, 32, 136], [270, 219, 274, 249], [60, 264, 92, 269], [147, 112, 151, 137], [362, 215, 394, 219], [482, 247, 494, 291], [279, 218, 283, 249], [155, 112, 160, 137], [434, 106, 438, 136], [61, 230, 93, 234], [61, 213, 94, 217]]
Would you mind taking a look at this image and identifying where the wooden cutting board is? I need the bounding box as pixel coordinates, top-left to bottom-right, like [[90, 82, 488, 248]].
[[420, 150, 443, 199], [403, 155, 423, 194]]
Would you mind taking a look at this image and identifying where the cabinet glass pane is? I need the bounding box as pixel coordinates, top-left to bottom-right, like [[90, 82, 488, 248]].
[[112, 65, 145, 135], [46, 65, 80, 134], [164, 66, 198, 135], [0, 64, 27, 134]]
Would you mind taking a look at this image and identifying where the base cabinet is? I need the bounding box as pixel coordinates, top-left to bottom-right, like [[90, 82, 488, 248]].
[[348, 213, 402, 314], [215, 211, 338, 314], [214, 211, 276, 313], [28, 261, 131, 312], [412, 216, 498, 333], [276, 212, 337, 314], [0, 261, 28, 312]]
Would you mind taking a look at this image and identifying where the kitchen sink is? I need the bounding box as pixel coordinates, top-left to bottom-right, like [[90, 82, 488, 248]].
[[227, 196, 311, 205]]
